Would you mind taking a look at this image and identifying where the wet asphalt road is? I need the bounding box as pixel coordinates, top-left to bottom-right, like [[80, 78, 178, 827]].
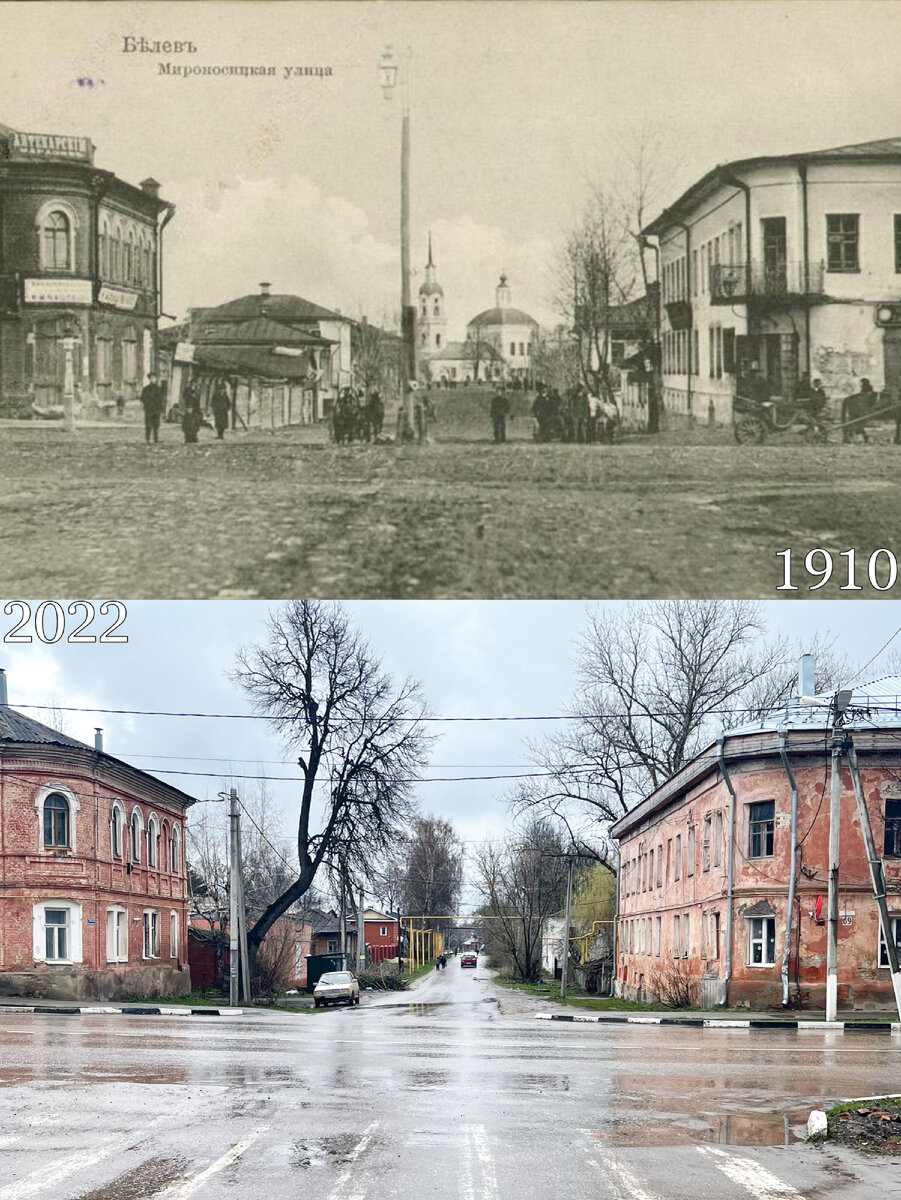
[[1, 962, 901, 1200]]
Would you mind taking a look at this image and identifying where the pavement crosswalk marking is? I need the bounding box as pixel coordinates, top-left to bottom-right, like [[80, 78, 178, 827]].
[[697, 1145, 805, 1199], [157, 1125, 269, 1199], [0, 1145, 117, 1200], [465, 1124, 499, 1200], [326, 1121, 379, 1200], [585, 1152, 661, 1200]]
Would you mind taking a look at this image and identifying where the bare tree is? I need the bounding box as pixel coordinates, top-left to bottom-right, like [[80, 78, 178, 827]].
[[232, 600, 432, 961], [513, 602, 851, 869], [46, 696, 71, 736], [557, 186, 636, 400], [389, 815, 464, 934], [473, 819, 570, 982]]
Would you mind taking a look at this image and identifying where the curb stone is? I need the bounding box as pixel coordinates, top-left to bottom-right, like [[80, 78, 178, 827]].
[[534, 1013, 901, 1034], [0, 1005, 243, 1017]]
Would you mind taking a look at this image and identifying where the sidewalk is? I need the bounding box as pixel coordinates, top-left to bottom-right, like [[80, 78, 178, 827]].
[[533, 1009, 900, 1033], [0, 997, 243, 1017]]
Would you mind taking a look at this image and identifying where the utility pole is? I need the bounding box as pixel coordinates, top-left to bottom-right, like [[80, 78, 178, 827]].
[[845, 739, 901, 1018], [380, 45, 418, 441], [338, 873, 347, 970], [233, 794, 251, 1004], [826, 690, 853, 1021], [228, 788, 240, 1008], [560, 855, 575, 1000], [357, 889, 367, 973]]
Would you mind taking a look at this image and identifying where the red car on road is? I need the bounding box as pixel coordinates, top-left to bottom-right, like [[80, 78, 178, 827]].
[[460, 952, 478, 967]]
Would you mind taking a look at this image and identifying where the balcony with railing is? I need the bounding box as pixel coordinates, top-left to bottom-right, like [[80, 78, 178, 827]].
[[710, 260, 825, 306]]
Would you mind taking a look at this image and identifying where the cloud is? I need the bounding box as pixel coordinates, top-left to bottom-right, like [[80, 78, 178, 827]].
[[162, 172, 562, 331]]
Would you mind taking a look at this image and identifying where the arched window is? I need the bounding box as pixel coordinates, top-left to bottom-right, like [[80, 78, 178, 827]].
[[110, 801, 126, 859], [44, 793, 70, 848], [160, 820, 170, 871], [110, 224, 122, 281], [420, 298, 427, 317], [99, 220, 110, 278], [169, 910, 179, 958], [41, 211, 71, 270], [142, 240, 151, 288], [147, 815, 160, 868], [169, 824, 181, 875], [130, 808, 143, 863], [433, 300, 440, 316], [125, 229, 135, 284]]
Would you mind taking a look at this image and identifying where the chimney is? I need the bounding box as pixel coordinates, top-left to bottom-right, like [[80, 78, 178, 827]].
[[798, 654, 815, 699], [259, 282, 271, 297], [140, 177, 161, 199], [94, 727, 104, 753], [0, 668, 7, 706]]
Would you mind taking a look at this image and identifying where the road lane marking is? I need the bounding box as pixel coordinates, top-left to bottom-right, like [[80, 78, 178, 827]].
[[586, 1152, 661, 1200], [465, 1124, 499, 1200], [326, 1121, 379, 1200], [0, 1146, 117, 1200], [158, 1125, 269, 1199], [697, 1145, 804, 1199]]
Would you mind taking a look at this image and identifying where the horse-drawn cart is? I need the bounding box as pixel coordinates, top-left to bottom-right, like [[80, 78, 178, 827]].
[[732, 391, 901, 445]]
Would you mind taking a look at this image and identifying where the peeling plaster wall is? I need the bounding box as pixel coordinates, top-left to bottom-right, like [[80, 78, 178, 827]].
[[615, 750, 901, 1011]]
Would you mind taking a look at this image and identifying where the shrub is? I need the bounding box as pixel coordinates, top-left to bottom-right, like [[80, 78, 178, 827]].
[[647, 959, 697, 1008], [357, 962, 408, 991]]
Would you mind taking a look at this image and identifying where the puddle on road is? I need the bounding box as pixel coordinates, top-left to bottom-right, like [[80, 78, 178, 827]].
[[588, 1107, 807, 1148], [292, 1132, 383, 1169], [68, 1155, 188, 1200]]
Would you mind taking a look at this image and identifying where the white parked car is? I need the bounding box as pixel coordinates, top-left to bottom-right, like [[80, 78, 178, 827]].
[[313, 971, 360, 1008]]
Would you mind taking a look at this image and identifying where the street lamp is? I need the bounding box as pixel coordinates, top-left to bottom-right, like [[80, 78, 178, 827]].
[[380, 44, 418, 441]]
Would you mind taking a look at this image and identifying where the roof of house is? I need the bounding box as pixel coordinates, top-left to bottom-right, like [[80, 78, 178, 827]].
[[185, 344, 317, 382], [199, 292, 348, 325], [0, 703, 199, 809], [611, 676, 901, 840], [192, 318, 334, 347], [467, 306, 539, 329], [643, 135, 901, 234]]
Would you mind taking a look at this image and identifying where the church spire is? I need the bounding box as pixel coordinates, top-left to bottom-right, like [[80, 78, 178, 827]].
[[427, 231, 435, 269]]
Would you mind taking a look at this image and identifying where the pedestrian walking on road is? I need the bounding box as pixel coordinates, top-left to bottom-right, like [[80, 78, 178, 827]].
[[490, 385, 510, 443], [211, 378, 231, 440], [140, 373, 165, 444], [181, 378, 202, 445]]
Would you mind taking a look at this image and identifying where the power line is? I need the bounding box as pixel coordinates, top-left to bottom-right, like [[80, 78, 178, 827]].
[[845, 626, 901, 687]]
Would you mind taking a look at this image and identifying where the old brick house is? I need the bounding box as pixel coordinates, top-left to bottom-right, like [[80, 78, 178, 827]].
[[611, 670, 901, 1012], [310, 908, 399, 963], [0, 670, 196, 1000], [0, 120, 173, 416]]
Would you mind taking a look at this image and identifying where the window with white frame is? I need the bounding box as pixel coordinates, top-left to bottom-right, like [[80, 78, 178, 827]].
[[106, 906, 128, 962], [33, 900, 82, 963], [682, 912, 690, 957], [656, 845, 663, 887], [169, 911, 179, 958], [130, 808, 143, 863], [748, 916, 775, 966], [702, 815, 711, 872], [713, 812, 723, 867], [160, 822, 170, 871], [40, 210, 72, 270], [674, 834, 682, 880], [878, 916, 901, 967], [110, 801, 125, 859], [654, 916, 661, 956], [710, 912, 720, 960], [380, 925, 387, 937], [43, 791, 71, 848], [147, 815, 160, 868], [672, 914, 680, 957], [687, 827, 695, 877], [169, 824, 181, 874], [142, 909, 160, 958]]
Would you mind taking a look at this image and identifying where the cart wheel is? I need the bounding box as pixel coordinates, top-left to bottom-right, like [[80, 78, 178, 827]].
[[733, 415, 767, 444]]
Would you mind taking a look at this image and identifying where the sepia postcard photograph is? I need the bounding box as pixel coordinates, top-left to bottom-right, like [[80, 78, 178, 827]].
[[1, 0, 900, 598]]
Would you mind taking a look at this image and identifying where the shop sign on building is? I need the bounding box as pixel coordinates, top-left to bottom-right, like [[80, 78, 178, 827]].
[[174, 342, 195, 363], [23, 278, 93, 306], [98, 285, 139, 311], [11, 131, 92, 161]]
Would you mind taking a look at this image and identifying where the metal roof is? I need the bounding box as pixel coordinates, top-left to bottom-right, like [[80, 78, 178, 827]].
[[723, 675, 901, 737], [0, 705, 93, 749]]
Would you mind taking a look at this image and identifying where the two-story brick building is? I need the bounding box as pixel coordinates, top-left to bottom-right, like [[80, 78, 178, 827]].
[[611, 668, 901, 1012], [0, 670, 197, 1000], [643, 136, 901, 426], [0, 120, 173, 416]]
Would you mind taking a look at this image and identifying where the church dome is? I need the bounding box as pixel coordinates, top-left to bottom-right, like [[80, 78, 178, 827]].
[[419, 278, 444, 297], [468, 306, 537, 327]]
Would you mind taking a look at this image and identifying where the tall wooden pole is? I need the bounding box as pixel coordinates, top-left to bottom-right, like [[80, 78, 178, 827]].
[[560, 856, 575, 1000], [825, 731, 842, 1022], [228, 789, 240, 1008], [400, 67, 418, 438]]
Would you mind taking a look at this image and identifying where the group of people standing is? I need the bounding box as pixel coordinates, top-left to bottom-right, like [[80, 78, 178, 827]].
[[331, 386, 386, 444], [488, 382, 620, 445], [138, 374, 233, 445]]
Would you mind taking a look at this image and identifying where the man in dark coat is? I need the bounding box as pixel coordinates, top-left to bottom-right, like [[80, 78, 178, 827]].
[[181, 378, 202, 444], [490, 385, 511, 443], [140, 373, 165, 443], [211, 378, 231, 440]]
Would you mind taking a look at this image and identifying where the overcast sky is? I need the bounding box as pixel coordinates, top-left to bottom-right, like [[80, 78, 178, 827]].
[[3, 600, 900, 909], [3, 1, 900, 336]]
